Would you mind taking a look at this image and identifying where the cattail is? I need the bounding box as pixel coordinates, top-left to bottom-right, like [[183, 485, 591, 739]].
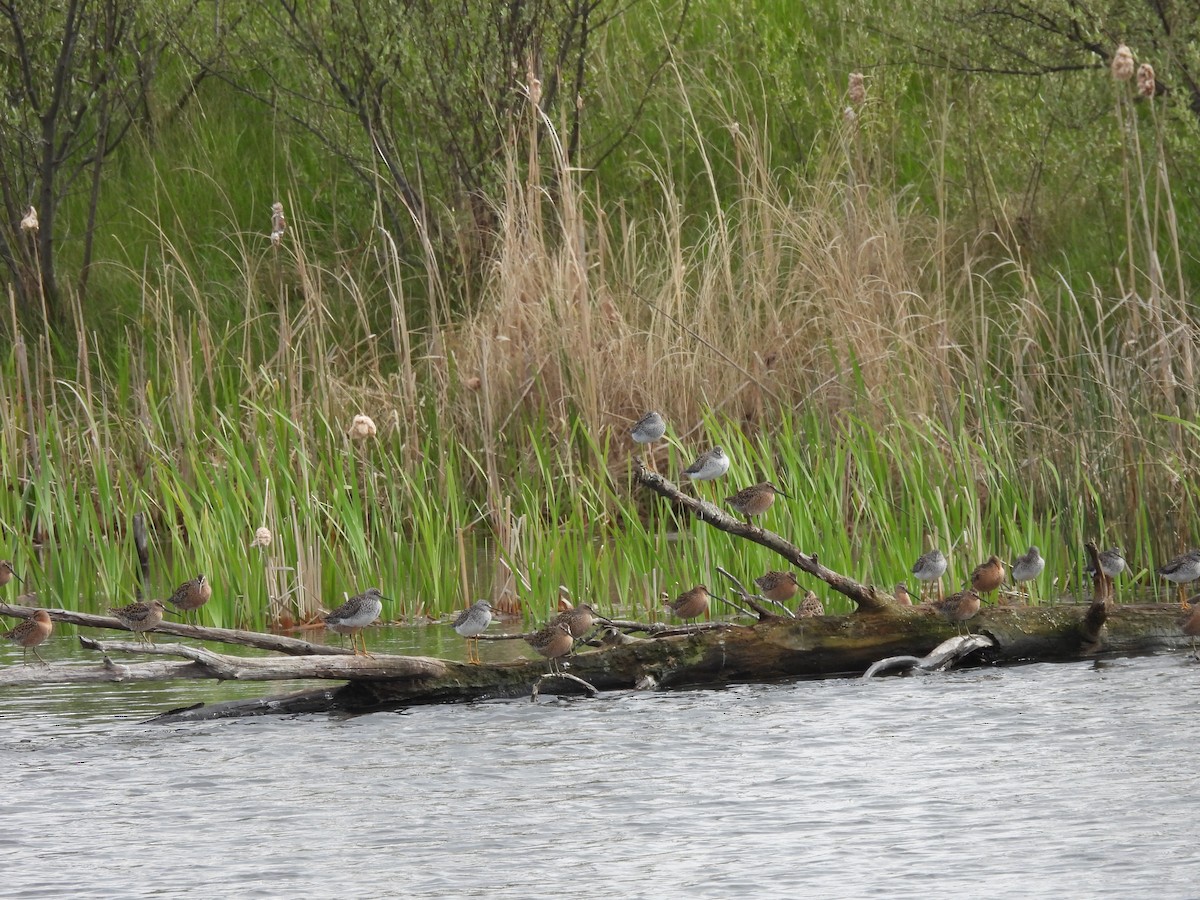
[[1137, 62, 1156, 98], [270, 202, 286, 245], [251, 526, 272, 549], [848, 72, 865, 106], [19, 206, 37, 232], [349, 414, 377, 441], [1112, 44, 1134, 82], [462, 375, 482, 392], [527, 67, 542, 108]]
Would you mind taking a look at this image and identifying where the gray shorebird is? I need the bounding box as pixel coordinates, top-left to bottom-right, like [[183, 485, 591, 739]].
[[1011, 546, 1044, 601], [166, 574, 212, 622], [755, 571, 800, 604], [725, 481, 788, 527], [0, 560, 23, 590], [683, 446, 730, 487], [630, 410, 667, 445], [524, 621, 575, 673], [453, 600, 494, 664], [3, 609, 52, 664], [324, 587, 387, 656], [797, 591, 824, 617], [109, 599, 166, 643], [666, 585, 710, 632], [970, 555, 1006, 599], [1158, 550, 1200, 608], [1087, 546, 1127, 580], [911, 549, 947, 601], [934, 588, 981, 635]]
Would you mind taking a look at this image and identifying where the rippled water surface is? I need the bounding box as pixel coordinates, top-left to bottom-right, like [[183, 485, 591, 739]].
[[2, 639, 1198, 898]]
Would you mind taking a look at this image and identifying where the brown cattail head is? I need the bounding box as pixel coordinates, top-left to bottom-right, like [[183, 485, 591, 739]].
[[1112, 44, 1135, 82], [848, 72, 865, 106], [251, 526, 273, 549], [20, 206, 37, 232], [349, 414, 377, 441], [1137, 63, 1156, 98]]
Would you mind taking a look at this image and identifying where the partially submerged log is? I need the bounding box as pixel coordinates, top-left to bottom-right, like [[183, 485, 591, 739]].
[[3, 467, 1196, 720]]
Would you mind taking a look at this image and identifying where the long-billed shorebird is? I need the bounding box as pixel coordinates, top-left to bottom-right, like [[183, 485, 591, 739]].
[[3, 609, 52, 664], [970, 555, 1006, 600], [911, 549, 947, 601], [755, 571, 800, 604], [166, 574, 212, 623], [1011, 546, 1044, 602], [934, 589, 981, 635], [666, 585, 710, 632], [0, 560, 23, 590], [1182, 599, 1200, 657], [1158, 550, 1200, 609], [453, 599, 494, 664], [524, 621, 575, 673], [725, 481, 788, 528], [324, 587, 387, 656], [894, 583, 913, 606], [110, 599, 166, 644], [797, 591, 824, 618], [552, 602, 609, 640]]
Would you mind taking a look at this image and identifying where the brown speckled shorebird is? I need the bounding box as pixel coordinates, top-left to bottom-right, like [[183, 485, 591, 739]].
[[110, 599, 166, 643], [666, 585, 711, 632], [755, 571, 800, 604], [166, 574, 212, 622], [1158, 550, 1200, 609], [911, 549, 947, 601], [453, 599, 494, 664], [552, 602, 609, 640], [1182, 600, 1200, 657], [797, 591, 824, 618], [524, 621, 575, 673], [1011, 546, 1044, 602], [324, 587, 387, 656], [934, 589, 981, 635], [970, 555, 1006, 600], [725, 481, 788, 527], [894, 583, 912, 606], [0, 560, 23, 590], [3, 609, 52, 664]]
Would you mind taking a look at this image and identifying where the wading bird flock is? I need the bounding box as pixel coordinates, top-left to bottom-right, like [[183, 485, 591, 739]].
[[4, 410, 1200, 667]]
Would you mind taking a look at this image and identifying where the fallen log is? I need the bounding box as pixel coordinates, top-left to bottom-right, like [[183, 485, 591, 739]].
[[4, 471, 1197, 721]]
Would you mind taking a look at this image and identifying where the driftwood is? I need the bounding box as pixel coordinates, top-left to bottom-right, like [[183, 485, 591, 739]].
[[3, 467, 1197, 720]]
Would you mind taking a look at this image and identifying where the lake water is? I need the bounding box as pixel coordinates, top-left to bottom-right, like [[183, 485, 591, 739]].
[[2, 630, 1198, 898]]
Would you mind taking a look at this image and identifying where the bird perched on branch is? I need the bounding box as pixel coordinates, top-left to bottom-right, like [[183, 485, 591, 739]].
[[666, 585, 710, 631], [167, 574, 212, 623], [524, 621, 574, 673], [109, 600, 166, 644], [1011, 546, 1044, 602], [725, 481, 788, 527], [911, 549, 947, 601], [934, 589, 981, 635], [755, 571, 800, 604], [683, 447, 730, 487], [452, 600, 494, 665], [324, 587, 386, 656], [969, 555, 1005, 599], [1158, 550, 1200, 609]]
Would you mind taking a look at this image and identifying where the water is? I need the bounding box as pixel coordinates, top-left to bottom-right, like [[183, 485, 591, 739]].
[[2, 637, 1198, 898]]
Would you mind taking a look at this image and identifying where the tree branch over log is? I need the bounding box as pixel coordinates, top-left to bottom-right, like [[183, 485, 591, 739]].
[[634, 460, 894, 612]]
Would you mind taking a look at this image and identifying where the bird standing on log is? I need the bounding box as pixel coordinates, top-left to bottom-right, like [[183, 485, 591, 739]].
[[911, 549, 947, 601], [3, 609, 52, 665], [324, 588, 386, 656], [453, 600, 494, 665], [110, 600, 166, 644], [725, 481, 788, 528], [1158, 550, 1200, 609], [167, 574, 212, 623]]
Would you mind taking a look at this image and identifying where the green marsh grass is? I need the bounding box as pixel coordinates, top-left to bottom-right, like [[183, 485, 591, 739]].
[[4, 65, 1200, 630]]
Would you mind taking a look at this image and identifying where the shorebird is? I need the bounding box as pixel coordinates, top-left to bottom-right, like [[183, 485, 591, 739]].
[[934, 589, 981, 635], [0, 560, 23, 590], [324, 587, 387, 656], [524, 621, 575, 673], [755, 571, 800, 604], [453, 600, 494, 664], [725, 481, 788, 527], [683, 447, 730, 491], [894, 583, 913, 606], [166, 574, 212, 623], [109, 600, 166, 644], [552, 602, 609, 640], [1087, 546, 1127, 580], [630, 411, 667, 472], [1182, 599, 1200, 657], [1158, 550, 1200, 608], [3, 609, 52, 664], [970, 555, 1006, 599], [911, 549, 947, 601], [797, 591, 824, 618], [667, 585, 711, 631], [1011, 546, 1044, 602]]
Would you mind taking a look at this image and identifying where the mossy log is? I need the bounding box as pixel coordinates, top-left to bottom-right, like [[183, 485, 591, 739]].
[[3, 466, 1195, 720]]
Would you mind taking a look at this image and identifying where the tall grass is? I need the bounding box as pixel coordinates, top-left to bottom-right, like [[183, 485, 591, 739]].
[[2, 62, 1198, 627]]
